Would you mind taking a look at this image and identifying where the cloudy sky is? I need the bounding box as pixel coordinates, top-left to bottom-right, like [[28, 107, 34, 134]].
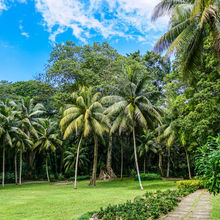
[[0, 0, 168, 82]]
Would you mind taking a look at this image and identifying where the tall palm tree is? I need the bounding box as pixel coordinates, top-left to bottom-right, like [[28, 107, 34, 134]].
[[34, 119, 62, 183], [0, 99, 20, 188], [137, 131, 158, 174], [60, 86, 108, 188], [16, 97, 45, 184], [152, 0, 220, 76], [64, 145, 88, 173], [102, 66, 162, 190]]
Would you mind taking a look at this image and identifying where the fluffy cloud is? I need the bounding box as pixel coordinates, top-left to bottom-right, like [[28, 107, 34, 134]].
[[35, 0, 168, 43]]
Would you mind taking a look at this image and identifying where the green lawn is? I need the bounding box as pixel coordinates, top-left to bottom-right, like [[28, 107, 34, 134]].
[[0, 178, 176, 220], [210, 194, 220, 220]]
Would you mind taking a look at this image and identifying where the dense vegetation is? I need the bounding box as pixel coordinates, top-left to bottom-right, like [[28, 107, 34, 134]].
[[0, 0, 219, 198]]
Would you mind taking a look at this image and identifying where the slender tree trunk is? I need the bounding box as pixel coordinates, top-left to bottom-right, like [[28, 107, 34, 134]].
[[46, 155, 50, 183], [89, 135, 98, 186], [184, 147, 192, 179], [144, 158, 146, 174], [2, 146, 5, 188], [19, 149, 22, 185], [159, 153, 164, 177], [166, 148, 170, 178], [132, 121, 143, 190], [120, 140, 123, 180], [106, 134, 116, 179], [15, 152, 18, 185], [74, 135, 83, 189]]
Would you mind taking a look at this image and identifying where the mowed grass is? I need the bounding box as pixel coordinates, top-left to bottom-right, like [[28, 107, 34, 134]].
[[0, 178, 176, 220], [210, 194, 220, 220]]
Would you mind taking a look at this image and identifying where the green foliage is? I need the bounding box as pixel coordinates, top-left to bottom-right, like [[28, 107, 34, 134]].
[[0, 172, 15, 183], [69, 175, 90, 181], [135, 173, 161, 181], [96, 188, 195, 220], [176, 180, 202, 190], [195, 135, 220, 195]]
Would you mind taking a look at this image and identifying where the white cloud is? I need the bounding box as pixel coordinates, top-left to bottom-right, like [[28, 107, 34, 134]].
[[34, 0, 168, 43], [0, 0, 7, 12], [19, 21, 30, 38], [21, 32, 29, 38]]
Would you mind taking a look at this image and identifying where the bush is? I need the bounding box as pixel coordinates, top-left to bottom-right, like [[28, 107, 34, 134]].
[[95, 188, 195, 220], [195, 134, 220, 195], [176, 180, 202, 190], [69, 175, 90, 181], [58, 173, 65, 181], [0, 172, 15, 183], [134, 173, 161, 181]]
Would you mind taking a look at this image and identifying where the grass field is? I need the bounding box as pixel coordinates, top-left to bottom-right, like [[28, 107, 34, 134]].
[[0, 178, 176, 220], [210, 194, 220, 220]]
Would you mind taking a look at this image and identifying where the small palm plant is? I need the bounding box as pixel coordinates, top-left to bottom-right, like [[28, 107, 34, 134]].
[[34, 119, 62, 183], [102, 66, 162, 190], [64, 145, 89, 174], [137, 131, 158, 174], [60, 86, 108, 188]]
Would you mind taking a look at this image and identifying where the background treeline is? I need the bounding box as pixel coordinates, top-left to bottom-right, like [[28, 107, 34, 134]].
[[0, 39, 219, 185]]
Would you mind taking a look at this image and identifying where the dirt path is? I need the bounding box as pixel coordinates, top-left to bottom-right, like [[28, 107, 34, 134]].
[[161, 189, 211, 220]]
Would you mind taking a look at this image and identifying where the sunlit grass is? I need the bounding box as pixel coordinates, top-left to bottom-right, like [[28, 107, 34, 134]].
[[0, 178, 176, 220], [210, 194, 220, 220]]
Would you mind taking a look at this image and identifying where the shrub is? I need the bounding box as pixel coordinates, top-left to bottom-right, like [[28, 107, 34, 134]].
[[176, 180, 202, 190], [95, 188, 195, 220], [134, 173, 161, 181], [58, 173, 65, 181], [69, 175, 90, 181], [195, 134, 220, 195], [0, 172, 15, 183]]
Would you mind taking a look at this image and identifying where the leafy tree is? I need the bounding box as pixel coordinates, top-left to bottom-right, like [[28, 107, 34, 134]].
[[60, 86, 108, 188], [34, 119, 62, 182], [102, 66, 162, 190], [152, 0, 220, 76]]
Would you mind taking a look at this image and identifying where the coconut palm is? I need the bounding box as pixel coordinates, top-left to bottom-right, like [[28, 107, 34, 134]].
[[16, 97, 45, 184], [137, 131, 158, 174], [0, 99, 20, 188], [102, 66, 162, 190], [64, 145, 88, 173], [34, 119, 62, 182], [152, 0, 220, 77], [157, 122, 175, 177], [60, 86, 108, 188]]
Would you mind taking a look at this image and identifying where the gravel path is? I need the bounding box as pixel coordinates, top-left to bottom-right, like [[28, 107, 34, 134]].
[[161, 189, 211, 220]]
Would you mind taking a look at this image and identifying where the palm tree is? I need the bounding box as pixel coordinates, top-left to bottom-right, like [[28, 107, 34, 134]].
[[137, 131, 158, 174], [16, 97, 45, 184], [60, 86, 108, 188], [102, 66, 162, 190], [34, 119, 62, 183], [157, 123, 175, 177], [0, 99, 20, 188], [64, 145, 88, 173], [152, 0, 220, 76]]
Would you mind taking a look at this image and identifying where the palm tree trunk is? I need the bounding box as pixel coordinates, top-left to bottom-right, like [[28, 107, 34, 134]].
[[120, 141, 123, 180], [19, 149, 22, 185], [15, 152, 18, 185], [106, 134, 116, 179], [166, 148, 170, 178], [89, 135, 98, 186], [74, 135, 83, 189], [159, 153, 164, 177], [132, 121, 143, 190], [184, 146, 192, 179], [144, 158, 146, 174], [46, 155, 50, 183], [2, 146, 5, 188]]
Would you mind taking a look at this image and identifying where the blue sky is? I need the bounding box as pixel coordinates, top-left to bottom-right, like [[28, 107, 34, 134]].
[[0, 0, 168, 82]]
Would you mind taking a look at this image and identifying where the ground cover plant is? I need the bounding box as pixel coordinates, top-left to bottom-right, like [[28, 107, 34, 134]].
[[0, 178, 176, 220]]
